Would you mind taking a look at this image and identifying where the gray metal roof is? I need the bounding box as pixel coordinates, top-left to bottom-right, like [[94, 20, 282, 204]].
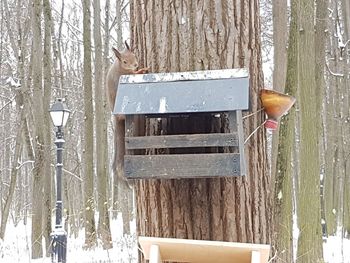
[[114, 68, 249, 115]]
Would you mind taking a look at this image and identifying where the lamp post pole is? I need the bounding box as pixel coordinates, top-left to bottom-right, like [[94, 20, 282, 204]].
[[50, 98, 70, 263], [55, 126, 63, 227], [51, 125, 67, 263]]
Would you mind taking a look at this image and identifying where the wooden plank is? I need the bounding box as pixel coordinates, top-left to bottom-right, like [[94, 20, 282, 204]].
[[125, 133, 238, 150], [139, 236, 270, 263], [149, 245, 162, 263], [236, 110, 246, 175], [227, 111, 238, 154], [251, 251, 261, 263], [124, 153, 241, 179], [228, 111, 237, 132]]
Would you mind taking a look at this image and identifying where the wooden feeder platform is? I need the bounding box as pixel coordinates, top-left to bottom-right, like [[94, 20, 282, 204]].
[[138, 236, 270, 263], [114, 68, 249, 179]]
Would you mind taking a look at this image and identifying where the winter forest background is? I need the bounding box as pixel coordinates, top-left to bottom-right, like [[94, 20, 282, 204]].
[[0, 0, 350, 262]]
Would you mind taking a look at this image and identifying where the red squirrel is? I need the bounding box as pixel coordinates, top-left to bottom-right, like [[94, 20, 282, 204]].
[[106, 41, 148, 111], [106, 41, 148, 181]]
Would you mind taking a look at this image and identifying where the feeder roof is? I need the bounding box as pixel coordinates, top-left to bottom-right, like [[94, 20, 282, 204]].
[[114, 68, 249, 115]]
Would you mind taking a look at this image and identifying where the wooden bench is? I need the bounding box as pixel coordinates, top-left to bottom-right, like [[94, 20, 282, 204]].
[[139, 236, 270, 263]]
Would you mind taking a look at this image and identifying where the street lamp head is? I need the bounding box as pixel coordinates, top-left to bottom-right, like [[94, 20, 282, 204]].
[[49, 98, 71, 128]]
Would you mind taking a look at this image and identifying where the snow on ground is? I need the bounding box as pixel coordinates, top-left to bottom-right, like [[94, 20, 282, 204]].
[[0, 215, 138, 263], [324, 235, 350, 263], [1, 217, 350, 262]]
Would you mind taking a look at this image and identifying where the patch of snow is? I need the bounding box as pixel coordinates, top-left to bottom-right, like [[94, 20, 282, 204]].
[[120, 68, 249, 84], [324, 236, 350, 263], [277, 190, 282, 200], [1, 215, 137, 263], [158, 97, 167, 113], [5, 77, 21, 88]]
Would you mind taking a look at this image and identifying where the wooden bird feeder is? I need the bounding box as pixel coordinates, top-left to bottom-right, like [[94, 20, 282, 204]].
[[114, 68, 249, 179], [138, 236, 270, 263]]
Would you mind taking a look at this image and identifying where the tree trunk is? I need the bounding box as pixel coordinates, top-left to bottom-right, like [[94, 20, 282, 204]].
[[315, 0, 328, 239], [340, 0, 350, 238], [270, 0, 288, 186], [131, 0, 270, 245], [0, 101, 24, 239], [272, 0, 299, 261], [82, 0, 97, 248], [42, 0, 53, 255], [272, 0, 287, 90], [296, 0, 324, 261], [31, 0, 45, 258], [323, 0, 349, 239], [94, 0, 112, 249]]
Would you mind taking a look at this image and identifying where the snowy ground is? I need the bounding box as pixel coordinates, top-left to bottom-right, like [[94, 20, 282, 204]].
[[0, 215, 138, 263], [0, 217, 349, 262], [324, 235, 350, 263]]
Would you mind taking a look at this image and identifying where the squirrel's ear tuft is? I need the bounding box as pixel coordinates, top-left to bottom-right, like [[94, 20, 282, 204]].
[[112, 47, 122, 60], [125, 41, 131, 51]]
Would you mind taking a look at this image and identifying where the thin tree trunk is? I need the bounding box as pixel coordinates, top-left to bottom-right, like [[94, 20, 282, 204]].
[[272, 0, 299, 260], [340, 0, 350, 238], [31, 0, 45, 258], [0, 103, 24, 239], [315, 0, 328, 239], [94, 0, 112, 249], [82, 0, 97, 248], [112, 0, 127, 220], [271, 0, 288, 186], [42, 0, 53, 255]]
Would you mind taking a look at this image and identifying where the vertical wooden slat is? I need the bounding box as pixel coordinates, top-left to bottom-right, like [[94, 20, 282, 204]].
[[236, 110, 246, 175], [149, 245, 162, 263], [125, 115, 134, 155], [251, 250, 261, 263]]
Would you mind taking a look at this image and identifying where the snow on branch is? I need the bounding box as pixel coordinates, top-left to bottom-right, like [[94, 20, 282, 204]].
[[325, 62, 344, 78]]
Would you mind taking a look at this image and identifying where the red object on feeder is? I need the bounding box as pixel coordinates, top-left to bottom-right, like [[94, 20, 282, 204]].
[[260, 89, 296, 131]]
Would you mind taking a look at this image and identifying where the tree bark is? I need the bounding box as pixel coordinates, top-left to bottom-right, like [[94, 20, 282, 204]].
[[0, 100, 24, 240], [31, 0, 45, 258], [340, 0, 350, 238], [272, 0, 298, 261], [296, 0, 324, 261], [42, 0, 53, 255], [94, 0, 112, 249], [270, 0, 288, 187], [323, 0, 349, 239], [131, 0, 270, 246], [315, 0, 328, 239], [82, 0, 97, 248]]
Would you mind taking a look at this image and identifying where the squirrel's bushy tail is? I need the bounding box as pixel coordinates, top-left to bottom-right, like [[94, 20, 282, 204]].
[[112, 115, 130, 186]]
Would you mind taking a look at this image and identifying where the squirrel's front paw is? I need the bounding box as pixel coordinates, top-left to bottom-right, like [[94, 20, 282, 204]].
[[135, 67, 150, 74]]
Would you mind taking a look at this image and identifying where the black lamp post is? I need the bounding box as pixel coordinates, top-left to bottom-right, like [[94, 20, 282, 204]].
[[49, 98, 70, 263]]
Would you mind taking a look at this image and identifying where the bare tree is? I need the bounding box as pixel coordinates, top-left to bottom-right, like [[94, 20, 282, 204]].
[[42, 0, 54, 255], [31, 0, 46, 258], [270, 0, 288, 181], [323, 0, 350, 243], [82, 0, 97, 248], [93, 0, 112, 249], [272, 0, 298, 260], [0, 96, 24, 240]]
